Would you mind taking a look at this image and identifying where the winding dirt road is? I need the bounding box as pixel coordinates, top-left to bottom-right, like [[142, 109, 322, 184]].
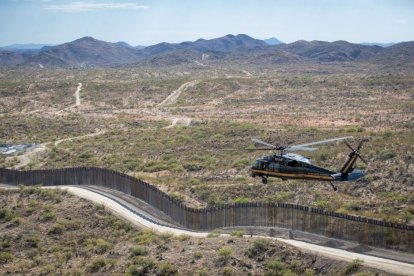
[[43, 186, 414, 276]]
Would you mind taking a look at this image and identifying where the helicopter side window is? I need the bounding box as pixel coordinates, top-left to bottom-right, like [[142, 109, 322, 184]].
[[259, 161, 268, 170], [287, 160, 298, 167]]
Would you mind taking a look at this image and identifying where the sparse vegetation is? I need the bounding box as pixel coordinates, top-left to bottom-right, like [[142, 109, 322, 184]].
[[0, 188, 382, 275]]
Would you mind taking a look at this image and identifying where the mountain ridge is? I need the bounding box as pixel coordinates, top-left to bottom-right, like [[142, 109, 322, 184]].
[[0, 34, 412, 68]]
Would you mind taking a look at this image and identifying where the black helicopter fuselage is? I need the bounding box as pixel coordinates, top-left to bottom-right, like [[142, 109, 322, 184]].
[[249, 137, 366, 189], [251, 154, 335, 181], [251, 153, 365, 184]]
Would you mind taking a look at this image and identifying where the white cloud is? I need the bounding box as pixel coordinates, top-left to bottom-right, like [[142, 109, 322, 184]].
[[44, 2, 149, 12]]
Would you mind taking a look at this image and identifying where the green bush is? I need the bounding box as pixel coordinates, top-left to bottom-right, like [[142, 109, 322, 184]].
[[87, 258, 106, 273], [218, 246, 233, 264], [0, 251, 14, 264], [57, 218, 82, 230], [131, 256, 155, 268], [344, 259, 363, 275], [25, 235, 40, 248], [193, 252, 203, 260], [230, 230, 245, 237], [130, 246, 147, 257], [232, 197, 250, 204], [156, 262, 178, 276], [265, 261, 297, 276], [223, 267, 236, 276], [233, 158, 250, 168], [246, 238, 270, 258], [127, 256, 155, 275], [0, 207, 17, 222], [315, 199, 331, 210], [196, 268, 208, 276], [207, 229, 221, 238], [95, 239, 111, 254], [135, 230, 157, 245], [40, 210, 56, 222], [48, 223, 65, 235], [176, 234, 190, 241], [379, 150, 396, 160]]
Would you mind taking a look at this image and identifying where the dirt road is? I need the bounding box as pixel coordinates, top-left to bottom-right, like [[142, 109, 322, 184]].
[[56, 82, 82, 114], [157, 80, 198, 107], [8, 130, 105, 169], [54, 186, 414, 276], [147, 80, 198, 128], [75, 82, 81, 106]]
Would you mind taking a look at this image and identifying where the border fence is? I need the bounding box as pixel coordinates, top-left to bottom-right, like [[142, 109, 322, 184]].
[[1, 167, 413, 253]]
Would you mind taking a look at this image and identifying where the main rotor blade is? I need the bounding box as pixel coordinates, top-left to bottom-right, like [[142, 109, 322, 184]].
[[356, 153, 368, 164], [344, 140, 355, 152], [286, 136, 354, 151], [251, 139, 277, 149], [292, 147, 318, 151]]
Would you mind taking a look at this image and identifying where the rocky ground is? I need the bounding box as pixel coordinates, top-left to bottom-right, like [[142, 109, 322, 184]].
[[0, 187, 387, 275]]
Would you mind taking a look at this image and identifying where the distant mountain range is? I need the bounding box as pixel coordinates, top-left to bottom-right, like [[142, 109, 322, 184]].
[[0, 34, 412, 68], [264, 37, 284, 45]]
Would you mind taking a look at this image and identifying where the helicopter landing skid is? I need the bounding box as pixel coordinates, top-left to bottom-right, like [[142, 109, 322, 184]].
[[329, 181, 337, 191], [262, 176, 268, 184]]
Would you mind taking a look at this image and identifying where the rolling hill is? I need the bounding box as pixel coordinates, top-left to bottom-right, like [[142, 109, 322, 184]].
[[0, 34, 412, 68]]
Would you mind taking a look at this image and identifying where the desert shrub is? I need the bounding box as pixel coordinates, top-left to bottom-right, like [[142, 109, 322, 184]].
[[344, 201, 362, 212], [57, 218, 82, 230], [265, 261, 297, 276], [25, 235, 40, 248], [193, 251, 203, 260], [0, 207, 17, 222], [95, 239, 111, 254], [233, 158, 250, 168], [223, 267, 236, 276], [197, 267, 208, 276], [9, 217, 21, 227], [135, 230, 157, 245], [79, 152, 93, 159], [39, 189, 62, 202], [232, 197, 250, 204], [176, 234, 190, 241], [315, 199, 331, 210], [207, 229, 221, 238], [87, 258, 107, 273], [379, 150, 396, 160], [1, 238, 10, 249], [130, 246, 147, 257], [246, 238, 270, 258], [344, 259, 363, 275], [156, 262, 178, 276], [48, 223, 65, 235], [124, 264, 145, 276], [230, 230, 245, 237], [0, 251, 14, 263], [218, 246, 233, 264], [265, 192, 294, 203], [127, 256, 155, 275], [168, 192, 184, 202], [40, 209, 56, 222], [304, 268, 316, 276]]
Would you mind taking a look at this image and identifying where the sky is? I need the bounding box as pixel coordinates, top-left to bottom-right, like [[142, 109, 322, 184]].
[[0, 0, 413, 46]]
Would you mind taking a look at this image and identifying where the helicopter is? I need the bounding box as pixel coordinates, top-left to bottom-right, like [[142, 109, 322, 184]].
[[249, 136, 368, 190]]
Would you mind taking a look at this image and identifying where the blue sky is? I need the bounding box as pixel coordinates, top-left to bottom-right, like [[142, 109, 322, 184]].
[[0, 0, 413, 46]]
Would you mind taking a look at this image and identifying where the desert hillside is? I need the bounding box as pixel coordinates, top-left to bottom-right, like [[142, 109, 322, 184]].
[[0, 187, 385, 275]]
